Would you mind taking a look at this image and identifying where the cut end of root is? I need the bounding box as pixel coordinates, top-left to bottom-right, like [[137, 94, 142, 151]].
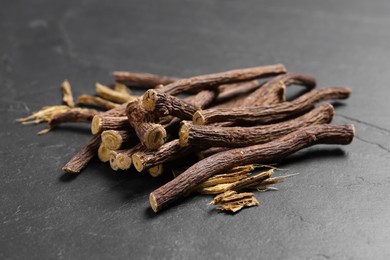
[[132, 153, 144, 172], [116, 153, 132, 170], [62, 166, 79, 174], [142, 89, 157, 111], [109, 151, 119, 171], [349, 124, 356, 142], [178, 123, 189, 146], [323, 103, 335, 122], [98, 144, 111, 163], [193, 111, 205, 125], [101, 130, 123, 150], [144, 124, 167, 150], [149, 193, 158, 213], [148, 165, 163, 177], [91, 115, 102, 135]]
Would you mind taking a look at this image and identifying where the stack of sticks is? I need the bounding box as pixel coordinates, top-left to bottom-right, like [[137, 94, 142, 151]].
[[18, 64, 355, 213]]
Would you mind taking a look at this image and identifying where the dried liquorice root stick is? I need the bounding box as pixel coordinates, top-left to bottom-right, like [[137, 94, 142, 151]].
[[109, 143, 145, 170], [143, 89, 199, 119], [214, 80, 263, 105], [241, 73, 316, 106], [197, 147, 230, 159], [161, 64, 287, 95], [61, 103, 130, 173], [77, 95, 120, 110], [101, 130, 135, 150], [132, 139, 193, 172], [181, 103, 334, 148], [91, 116, 129, 135], [113, 71, 179, 88], [163, 90, 218, 133], [193, 87, 351, 125], [126, 99, 166, 150], [96, 83, 136, 103], [149, 124, 355, 212], [40, 108, 101, 135], [62, 134, 101, 174]]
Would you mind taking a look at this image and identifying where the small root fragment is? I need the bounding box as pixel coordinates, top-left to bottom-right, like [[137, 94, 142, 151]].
[[210, 191, 259, 213], [62, 80, 75, 107], [96, 82, 136, 103]]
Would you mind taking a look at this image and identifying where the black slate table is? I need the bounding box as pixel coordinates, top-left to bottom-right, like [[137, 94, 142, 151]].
[[1, 0, 390, 259]]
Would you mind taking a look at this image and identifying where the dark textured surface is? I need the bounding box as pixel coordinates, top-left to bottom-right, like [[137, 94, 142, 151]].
[[1, 0, 390, 259]]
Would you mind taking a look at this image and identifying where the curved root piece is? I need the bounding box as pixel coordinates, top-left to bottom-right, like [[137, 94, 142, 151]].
[[178, 122, 190, 146]]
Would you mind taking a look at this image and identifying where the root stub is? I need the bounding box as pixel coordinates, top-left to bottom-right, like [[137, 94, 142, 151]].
[[192, 111, 205, 125], [91, 115, 102, 135], [101, 130, 123, 150], [149, 193, 158, 213], [144, 125, 167, 150], [116, 154, 132, 170], [178, 122, 190, 146], [142, 89, 157, 111], [132, 154, 144, 172]]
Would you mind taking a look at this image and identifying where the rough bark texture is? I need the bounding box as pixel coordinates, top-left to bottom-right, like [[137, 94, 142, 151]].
[[241, 73, 317, 106], [126, 100, 166, 150], [214, 80, 263, 106], [193, 87, 351, 125], [161, 64, 287, 95], [48, 108, 100, 129], [113, 71, 179, 88], [91, 116, 129, 135], [101, 130, 135, 150], [181, 103, 334, 148], [96, 83, 136, 103], [77, 95, 120, 110], [132, 139, 193, 172], [62, 134, 101, 174], [182, 89, 217, 109], [150, 124, 355, 212], [101, 102, 129, 117], [143, 89, 199, 119]]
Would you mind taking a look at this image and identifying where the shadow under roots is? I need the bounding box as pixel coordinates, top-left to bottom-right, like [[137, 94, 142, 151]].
[[51, 124, 92, 135], [278, 147, 346, 168]]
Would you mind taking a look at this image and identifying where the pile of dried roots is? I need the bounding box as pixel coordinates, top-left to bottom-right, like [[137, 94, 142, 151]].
[[18, 64, 355, 213]]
